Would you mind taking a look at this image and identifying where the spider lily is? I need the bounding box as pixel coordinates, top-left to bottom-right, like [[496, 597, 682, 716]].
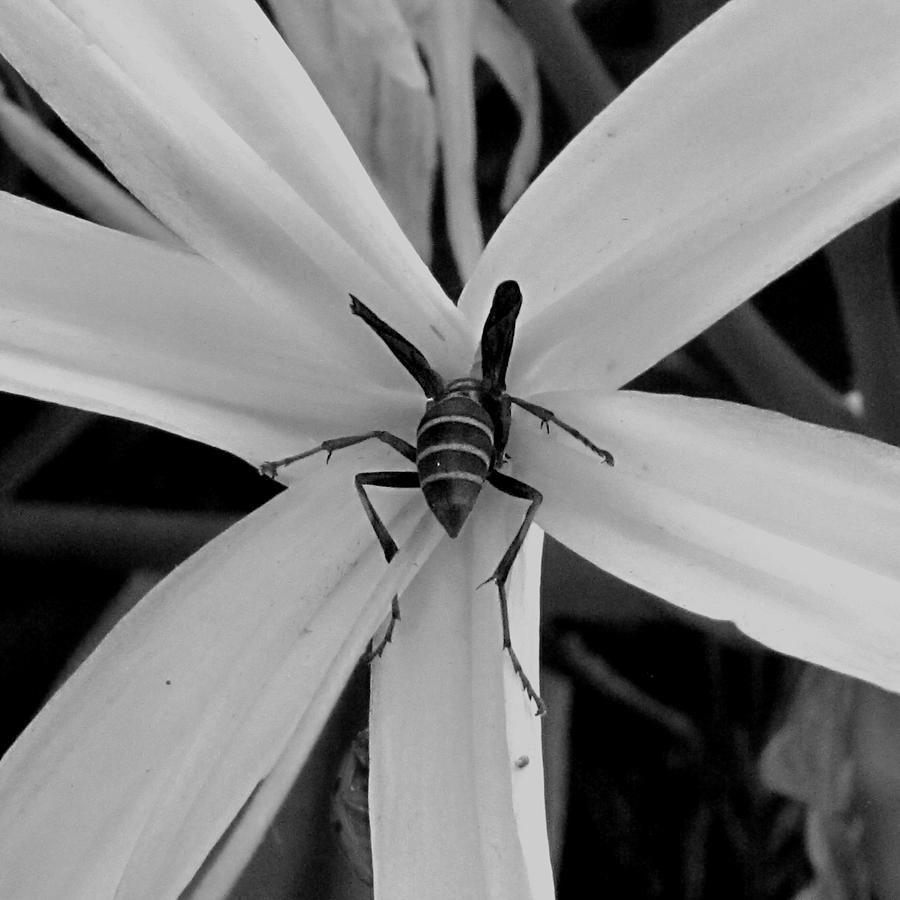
[[1, 0, 900, 898]]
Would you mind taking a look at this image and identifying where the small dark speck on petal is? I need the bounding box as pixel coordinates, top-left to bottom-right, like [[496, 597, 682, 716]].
[[430, 324, 446, 342], [514, 755, 530, 769], [606, 130, 616, 138], [165, 679, 172, 686]]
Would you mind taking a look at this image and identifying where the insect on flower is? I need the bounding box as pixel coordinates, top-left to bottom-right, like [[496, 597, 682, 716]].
[[261, 281, 614, 715]]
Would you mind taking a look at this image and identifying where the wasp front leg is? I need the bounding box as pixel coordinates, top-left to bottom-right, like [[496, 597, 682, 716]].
[[260, 430, 416, 478], [508, 397, 614, 467], [484, 469, 546, 716], [353, 470, 421, 661]]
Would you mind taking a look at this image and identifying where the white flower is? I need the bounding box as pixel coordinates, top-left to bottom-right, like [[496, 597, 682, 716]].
[[1, 0, 900, 897]]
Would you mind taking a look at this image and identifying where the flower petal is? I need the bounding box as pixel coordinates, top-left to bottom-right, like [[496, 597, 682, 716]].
[[513, 390, 900, 693], [371, 491, 553, 899], [0, 195, 420, 463], [188, 513, 445, 900], [410, 0, 484, 279], [0, 94, 178, 245], [462, 0, 900, 394], [0, 0, 472, 371], [0, 445, 423, 899], [269, 0, 438, 263]]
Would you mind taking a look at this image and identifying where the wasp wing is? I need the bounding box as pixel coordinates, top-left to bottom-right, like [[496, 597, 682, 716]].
[[480, 280, 523, 393]]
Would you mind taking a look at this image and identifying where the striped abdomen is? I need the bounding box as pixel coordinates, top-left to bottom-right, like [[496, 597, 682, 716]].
[[416, 392, 495, 538]]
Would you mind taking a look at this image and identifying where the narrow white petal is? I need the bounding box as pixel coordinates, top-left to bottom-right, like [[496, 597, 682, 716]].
[[0, 195, 420, 462], [463, 0, 900, 395], [414, 0, 484, 280], [0, 0, 473, 371], [513, 390, 900, 693], [0, 446, 421, 899], [371, 491, 553, 899]]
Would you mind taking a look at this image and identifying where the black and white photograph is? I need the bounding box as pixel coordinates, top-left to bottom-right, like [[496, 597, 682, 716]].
[[1, 1, 899, 897]]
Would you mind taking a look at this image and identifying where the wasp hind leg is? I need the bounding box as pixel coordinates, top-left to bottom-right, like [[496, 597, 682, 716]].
[[260, 430, 416, 478], [484, 470, 547, 716], [508, 397, 614, 466], [353, 470, 421, 662]]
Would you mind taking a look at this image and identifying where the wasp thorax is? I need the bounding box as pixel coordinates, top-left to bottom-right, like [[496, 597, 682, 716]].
[[415, 391, 495, 538]]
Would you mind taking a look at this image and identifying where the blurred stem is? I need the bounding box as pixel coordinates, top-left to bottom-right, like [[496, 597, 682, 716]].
[[557, 630, 702, 748], [826, 208, 900, 445], [503, 0, 617, 129], [539, 667, 573, 876], [0, 406, 95, 496], [704, 305, 861, 433], [683, 805, 712, 900], [0, 56, 36, 111], [0, 57, 31, 191], [0, 502, 235, 568]]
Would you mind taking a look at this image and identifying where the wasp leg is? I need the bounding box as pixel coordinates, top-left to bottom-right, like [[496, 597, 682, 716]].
[[353, 470, 421, 662], [260, 431, 416, 478], [484, 470, 547, 716], [507, 397, 614, 466]]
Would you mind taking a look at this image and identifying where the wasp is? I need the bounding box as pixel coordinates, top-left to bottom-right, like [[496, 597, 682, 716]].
[[261, 281, 613, 715]]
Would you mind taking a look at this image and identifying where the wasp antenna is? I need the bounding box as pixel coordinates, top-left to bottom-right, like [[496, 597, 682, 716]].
[[481, 280, 523, 393], [349, 294, 444, 398]]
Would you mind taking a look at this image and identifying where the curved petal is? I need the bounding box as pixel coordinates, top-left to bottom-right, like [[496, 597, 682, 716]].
[[371, 491, 553, 899], [0, 0, 473, 372], [513, 390, 900, 693], [0, 445, 425, 899], [462, 0, 900, 395], [0, 195, 421, 463]]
